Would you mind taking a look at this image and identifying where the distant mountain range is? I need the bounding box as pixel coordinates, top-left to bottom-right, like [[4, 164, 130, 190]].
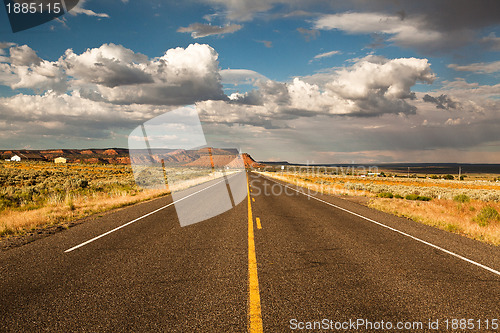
[[2, 149, 499, 174], [0, 148, 262, 168]]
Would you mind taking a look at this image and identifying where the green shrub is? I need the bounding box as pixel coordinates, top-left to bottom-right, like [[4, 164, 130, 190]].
[[405, 194, 432, 201], [474, 206, 500, 227], [378, 192, 393, 198], [405, 194, 419, 200], [67, 199, 76, 211], [445, 224, 460, 233], [453, 194, 470, 203], [394, 194, 403, 199], [443, 174, 454, 180], [76, 179, 89, 189]]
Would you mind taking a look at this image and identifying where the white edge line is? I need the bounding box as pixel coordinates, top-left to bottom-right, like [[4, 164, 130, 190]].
[[65, 172, 242, 253], [261, 174, 500, 277]]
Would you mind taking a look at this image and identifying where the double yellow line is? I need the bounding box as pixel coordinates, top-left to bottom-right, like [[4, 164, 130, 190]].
[[247, 173, 263, 332]]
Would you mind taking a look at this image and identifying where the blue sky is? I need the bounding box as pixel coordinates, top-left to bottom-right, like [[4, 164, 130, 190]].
[[0, 0, 499, 163]]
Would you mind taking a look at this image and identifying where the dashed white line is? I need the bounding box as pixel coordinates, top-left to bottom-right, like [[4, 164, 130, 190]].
[[65, 174, 240, 253]]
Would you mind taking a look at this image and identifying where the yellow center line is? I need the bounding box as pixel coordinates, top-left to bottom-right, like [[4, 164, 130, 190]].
[[252, 197, 255, 202], [256, 217, 262, 230], [247, 172, 263, 332]]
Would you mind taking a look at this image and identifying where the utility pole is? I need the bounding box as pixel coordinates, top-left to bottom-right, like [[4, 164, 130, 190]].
[[407, 166, 410, 178], [459, 166, 461, 181]]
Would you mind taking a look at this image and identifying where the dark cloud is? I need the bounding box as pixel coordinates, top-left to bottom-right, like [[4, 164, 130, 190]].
[[350, 94, 417, 117], [229, 90, 263, 106], [204, 0, 500, 32], [64, 59, 154, 88], [9, 45, 41, 66], [336, 0, 500, 32], [207, 0, 500, 54], [347, 0, 500, 53], [99, 81, 227, 106], [423, 94, 459, 110], [367, 33, 385, 49]]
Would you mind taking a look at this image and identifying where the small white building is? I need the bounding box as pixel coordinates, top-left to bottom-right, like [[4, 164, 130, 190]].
[[10, 155, 21, 162], [54, 157, 67, 164]]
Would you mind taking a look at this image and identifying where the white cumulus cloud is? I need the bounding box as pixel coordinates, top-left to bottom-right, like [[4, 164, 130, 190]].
[[226, 55, 435, 121], [62, 43, 152, 87], [0, 43, 226, 105]]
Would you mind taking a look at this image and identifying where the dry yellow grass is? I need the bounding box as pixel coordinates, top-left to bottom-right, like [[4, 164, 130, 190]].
[[0, 188, 168, 236], [0, 160, 235, 237], [369, 198, 500, 245], [261, 171, 500, 246]]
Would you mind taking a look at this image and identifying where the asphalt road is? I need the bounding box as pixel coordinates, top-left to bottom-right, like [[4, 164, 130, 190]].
[[1, 172, 499, 332]]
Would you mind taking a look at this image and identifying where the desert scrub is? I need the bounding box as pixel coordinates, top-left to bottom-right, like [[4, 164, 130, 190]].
[[378, 192, 394, 198], [454, 194, 471, 203], [445, 224, 461, 233], [261, 171, 500, 202], [297, 175, 500, 201], [368, 198, 500, 245], [0, 161, 139, 211], [0, 161, 168, 236], [474, 206, 500, 227], [405, 194, 432, 201]]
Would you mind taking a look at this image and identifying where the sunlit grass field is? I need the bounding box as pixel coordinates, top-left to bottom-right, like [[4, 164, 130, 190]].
[[0, 161, 238, 237], [262, 171, 500, 245], [3, 160, 499, 246], [0, 161, 169, 236]]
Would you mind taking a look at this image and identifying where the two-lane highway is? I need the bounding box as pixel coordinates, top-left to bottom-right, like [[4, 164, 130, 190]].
[[1, 172, 499, 332]]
